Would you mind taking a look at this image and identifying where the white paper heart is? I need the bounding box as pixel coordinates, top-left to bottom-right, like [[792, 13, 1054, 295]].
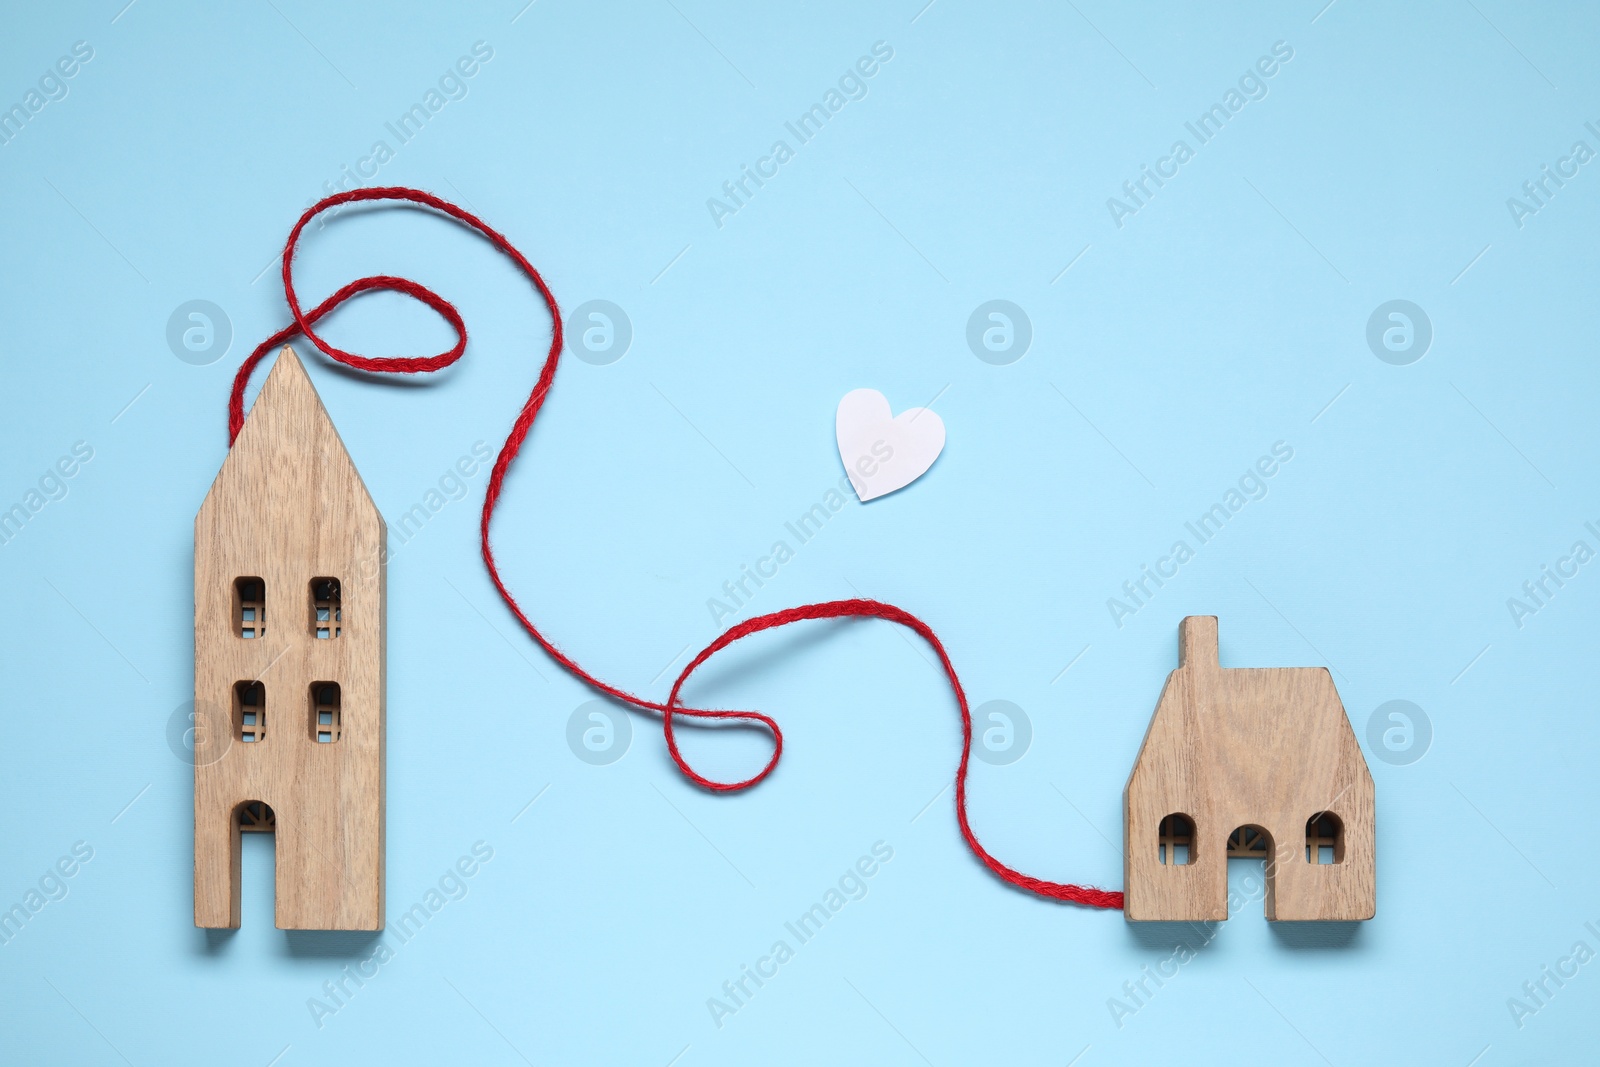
[[835, 388, 946, 502]]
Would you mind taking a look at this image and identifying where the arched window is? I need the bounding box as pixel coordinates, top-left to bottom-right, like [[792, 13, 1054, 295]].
[[237, 800, 275, 833], [1306, 812, 1344, 864], [1158, 813, 1194, 865], [1227, 825, 1271, 857]]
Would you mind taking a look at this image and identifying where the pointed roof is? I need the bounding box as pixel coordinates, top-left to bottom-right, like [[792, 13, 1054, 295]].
[[1130, 616, 1368, 771], [199, 346, 381, 525]]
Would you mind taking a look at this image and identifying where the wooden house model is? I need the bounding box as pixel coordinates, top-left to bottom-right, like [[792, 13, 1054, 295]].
[[1123, 616, 1374, 922], [193, 347, 385, 930]]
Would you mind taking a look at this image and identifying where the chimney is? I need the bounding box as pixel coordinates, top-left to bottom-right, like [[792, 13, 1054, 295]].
[[1177, 615, 1219, 670]]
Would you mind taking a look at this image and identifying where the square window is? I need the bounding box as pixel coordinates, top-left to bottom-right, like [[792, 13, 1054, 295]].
[[234, 681, 265, 743], [310, 682, 341, 743], [234, 578, 265, 639], [311, 579, 342, 639]]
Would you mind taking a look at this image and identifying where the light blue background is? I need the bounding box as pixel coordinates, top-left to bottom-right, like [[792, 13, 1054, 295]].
[[2, 0, 1597, 1063]]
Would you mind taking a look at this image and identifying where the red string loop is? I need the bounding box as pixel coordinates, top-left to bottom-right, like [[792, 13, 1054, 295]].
[[228, 186, 1123, 910]]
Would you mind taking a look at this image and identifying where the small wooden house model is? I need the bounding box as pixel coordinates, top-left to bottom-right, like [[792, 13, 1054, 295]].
[[1124, 616, 1374, 922], [193, 347, 385, 930]]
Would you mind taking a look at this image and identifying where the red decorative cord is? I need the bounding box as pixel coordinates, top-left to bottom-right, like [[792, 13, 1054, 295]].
[[227, 186, 1123, 910]]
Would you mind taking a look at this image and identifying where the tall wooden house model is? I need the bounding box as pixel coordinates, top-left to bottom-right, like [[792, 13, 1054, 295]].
[[193, 347, 385, 930], [1124, 616, 1375, 922]]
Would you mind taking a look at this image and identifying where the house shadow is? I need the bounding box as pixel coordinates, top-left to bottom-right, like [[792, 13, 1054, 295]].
[[1125, 920, 1223, 954], [1122, 851, 1367, 953], [189, 921, 383, 960], [1269, 921, 1364, 950], [188, 817, 384, 960], [1123, 915, 1363, 952], [194, 927, 238, 956], [282, 929, 385, 959]]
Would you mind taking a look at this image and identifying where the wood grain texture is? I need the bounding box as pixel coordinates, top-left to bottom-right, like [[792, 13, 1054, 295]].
[[1124, 616, 1374, 922], [194, 347, 385, 930]]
